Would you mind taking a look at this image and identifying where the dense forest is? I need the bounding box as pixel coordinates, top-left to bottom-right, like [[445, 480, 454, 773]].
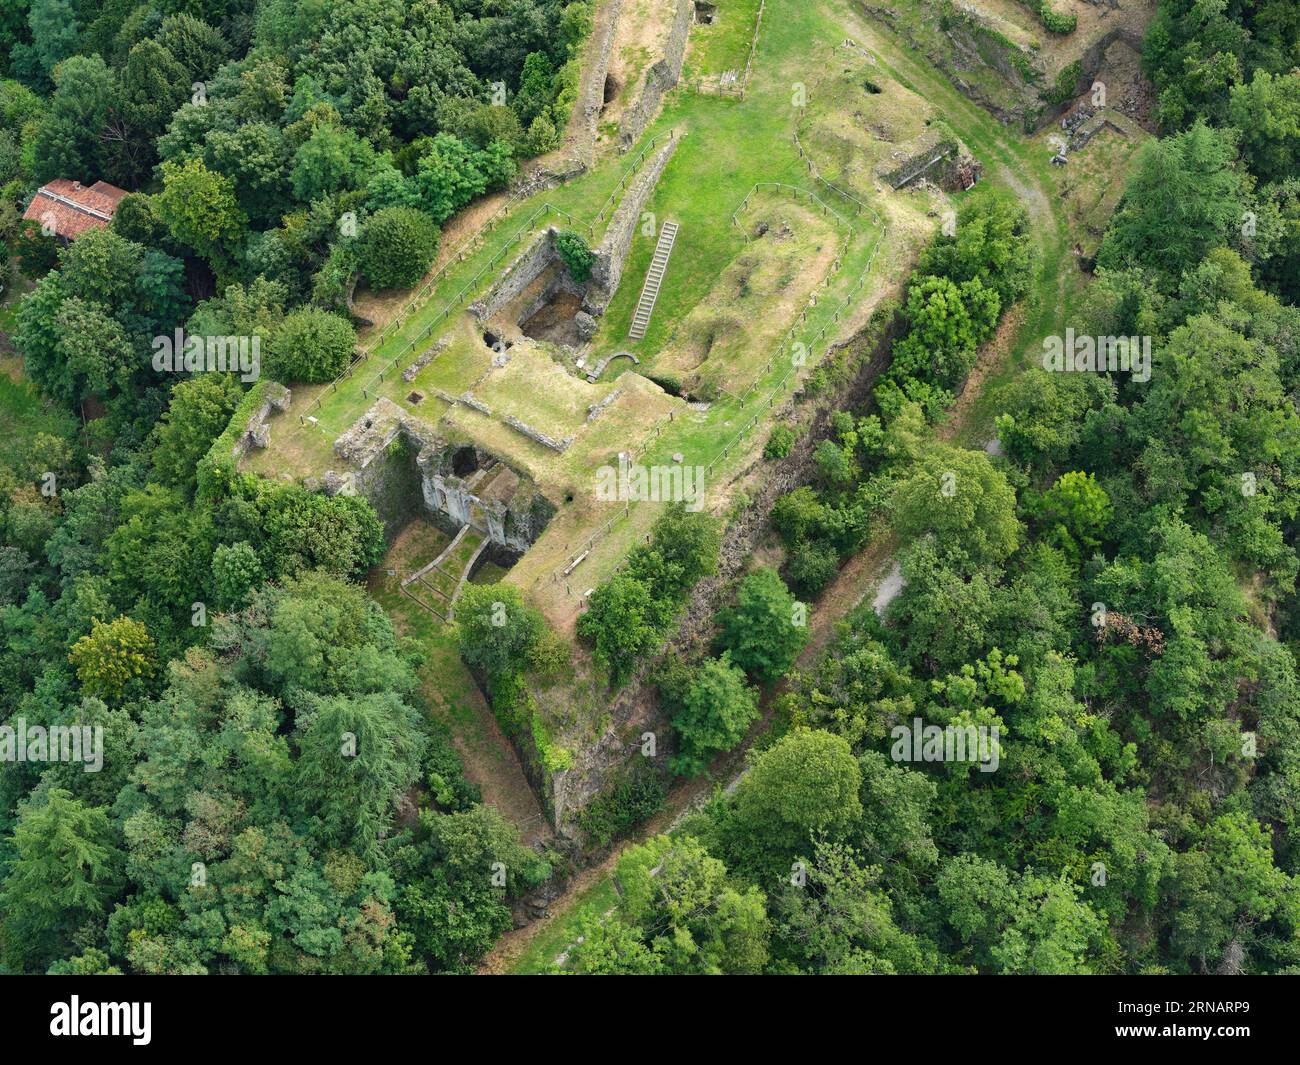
[[0, 0, 1299, 978], [549, 0, 1300, 974], [0, 0, 586, 974]]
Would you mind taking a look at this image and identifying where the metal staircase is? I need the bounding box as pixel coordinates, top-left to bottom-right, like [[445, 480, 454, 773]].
[[627, 220, 679, 340]]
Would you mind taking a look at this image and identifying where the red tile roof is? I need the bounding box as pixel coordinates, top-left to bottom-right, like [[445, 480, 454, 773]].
[[22, 179, 129, 240]]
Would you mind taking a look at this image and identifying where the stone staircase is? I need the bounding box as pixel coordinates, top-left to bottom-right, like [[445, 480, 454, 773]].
[[627, 220, 678, 340]]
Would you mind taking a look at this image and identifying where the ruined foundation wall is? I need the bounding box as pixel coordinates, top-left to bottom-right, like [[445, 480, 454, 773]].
[[587, 135, 681, 314], [469, 228, 560, 322], [618, 0, 693, 149]]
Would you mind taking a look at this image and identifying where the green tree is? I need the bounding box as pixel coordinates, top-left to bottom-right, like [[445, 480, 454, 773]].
[[68, 615, 157, 700], [152, 374, 243, 494], [730, 729, 863, 869], [212, 542, 263, 609], [715, 567, 807, 684], [555, 229, 594, 283], [294, 691, 427, 862], [577, 573, 661, 685], [892, 446, 1020, 567], [1034, 470, 1112, 557], [0, 789, 124, 971], [556, 913, 664, 974], [1228, 69, 1300, 184], [1097, 121, 1248, 284], [289, 123, 377, 203], [268, 306, 356, 383], [155, 157, 248, 267], [455, 583, 550, 685], [666, 653, 759, 776], [356, 206, 440, 290], [616, 835, 770, 974]]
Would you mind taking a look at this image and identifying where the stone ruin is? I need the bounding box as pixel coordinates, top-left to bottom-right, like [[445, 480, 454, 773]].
[[328, 398, 555, 552], [232, 382, 291, 458]]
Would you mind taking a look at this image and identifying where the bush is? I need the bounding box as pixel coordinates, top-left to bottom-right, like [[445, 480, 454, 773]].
[[1038, 3, 1077, 34], [357, 206, 440, 290], [668, 654, 759, 776], [555, 230, 594, 283], [578, 768, 668, 847], [455, 583, 550, 692], [787, 539, 839, 597], [764, 423, 796, 460], [268, 307, 356, 383], [715, 567, 808, 684]]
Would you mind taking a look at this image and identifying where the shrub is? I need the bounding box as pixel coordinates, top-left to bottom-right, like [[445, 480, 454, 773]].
[[357, 206, 440, 290], [555, 229, 594, 283], [764, 423, 796, 460], [715, 567, 808, 684], [268, 307, 356, 383], [787, 539, 839, 597], [578, 769, 668, 847], [1038, 3, 1077, 34]]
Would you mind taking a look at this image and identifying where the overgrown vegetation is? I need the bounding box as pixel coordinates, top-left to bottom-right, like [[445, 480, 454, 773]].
[[0, 0, 587, 975], [549, 0, 1300, 976]]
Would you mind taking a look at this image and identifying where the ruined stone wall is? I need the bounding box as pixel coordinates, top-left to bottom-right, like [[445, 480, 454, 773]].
[[567, 0, 625, 167], [232, 382, 291, 458], [329, 400, 554, 552], [618, 0, 694, 150], [586, 135, 680, 314], [1034, 25, 1145, 128], [350, 434, 426, 540], [469, 228, 560, 322]]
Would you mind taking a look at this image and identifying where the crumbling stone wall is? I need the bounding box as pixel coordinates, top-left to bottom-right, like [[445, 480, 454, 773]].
[[329, 399, 555, 552], [469, 228, 563, 322], [567, 0, 625, 167], [232, 382, 291, 457], [618, 0, 694, 149], [586, 135, 680, 314]]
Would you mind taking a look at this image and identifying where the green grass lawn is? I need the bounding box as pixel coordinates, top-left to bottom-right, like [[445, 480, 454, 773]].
[[683, 0, 764, 82]]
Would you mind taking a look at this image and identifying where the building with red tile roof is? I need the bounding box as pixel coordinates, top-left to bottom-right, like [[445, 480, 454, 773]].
[[22, 179, 129, 242]]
